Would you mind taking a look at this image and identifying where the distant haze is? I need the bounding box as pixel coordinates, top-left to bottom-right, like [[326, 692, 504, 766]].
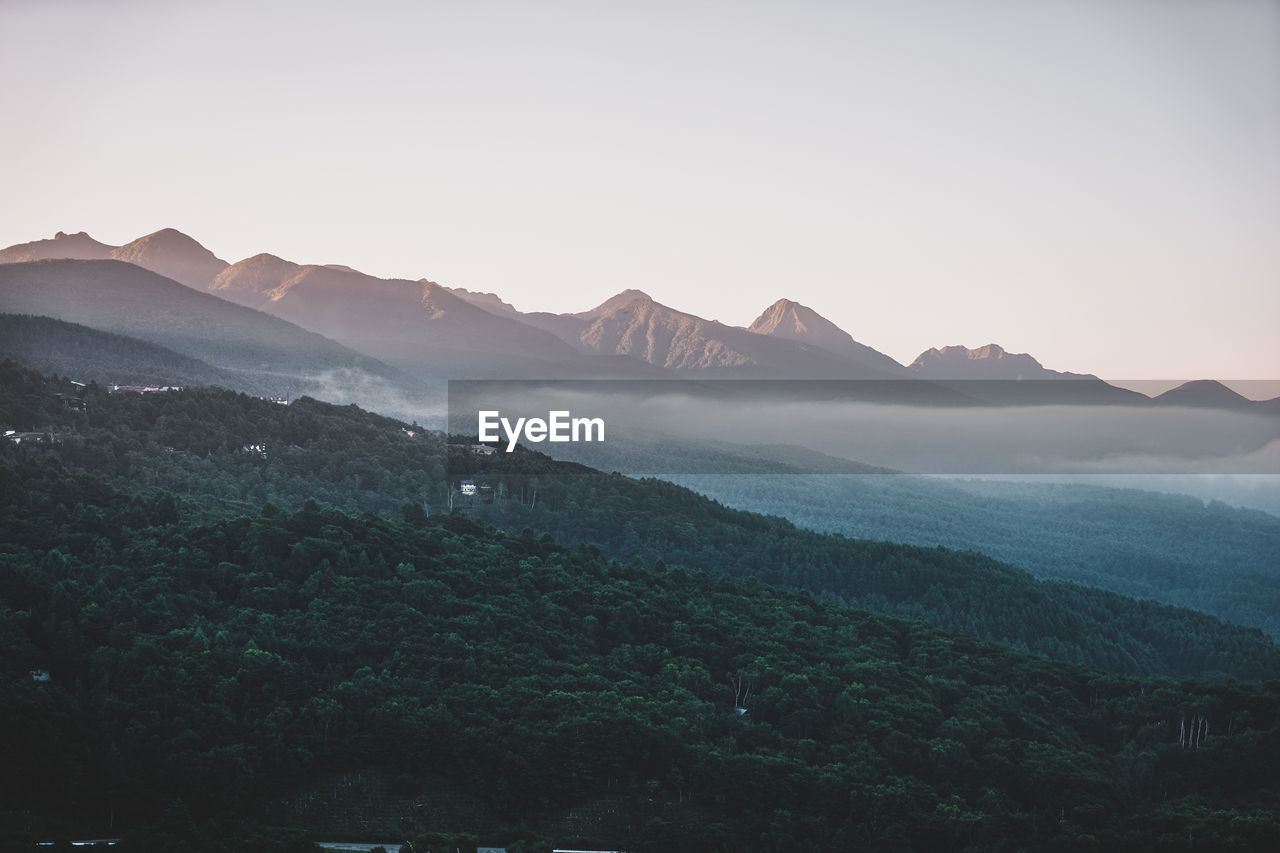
[[1, 0, 1276, 379], [449, 383, 1280, 475]]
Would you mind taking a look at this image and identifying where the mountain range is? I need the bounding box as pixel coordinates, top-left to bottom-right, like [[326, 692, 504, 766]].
[[205, 254, 638, 379], [1, 227, 1274, 411]]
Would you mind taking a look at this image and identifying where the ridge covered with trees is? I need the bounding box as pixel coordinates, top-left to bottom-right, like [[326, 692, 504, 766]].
[[662, 473, 1280, 637], [2, 360, 1277, 684], [2, 455, 1279, 849]]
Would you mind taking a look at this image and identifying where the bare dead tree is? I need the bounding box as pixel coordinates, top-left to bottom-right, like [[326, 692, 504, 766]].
[[1179, 714, 1210, 749], [731, 673, 752, 715]]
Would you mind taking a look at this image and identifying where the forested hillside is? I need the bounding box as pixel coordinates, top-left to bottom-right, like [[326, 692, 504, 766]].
[[3, 456, 1279, 850], [2, 360, 1277, 684], [661, 474, 1280, 637], [455, 454, 1280, 682]]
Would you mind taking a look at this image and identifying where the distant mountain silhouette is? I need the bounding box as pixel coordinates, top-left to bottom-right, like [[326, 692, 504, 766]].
[[903, 343, 1149, 404], [747, 298, 905, 374], [910, 343, 1092, 380], [1153, 380, 1258, 410]]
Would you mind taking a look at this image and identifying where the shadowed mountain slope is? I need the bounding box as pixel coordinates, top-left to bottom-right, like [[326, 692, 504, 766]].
[[0, 259, 411, 396], [0, 313, 257, 392]]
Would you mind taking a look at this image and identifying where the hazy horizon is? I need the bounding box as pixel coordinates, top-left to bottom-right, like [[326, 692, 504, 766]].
[[2, 0, 1277, 379]]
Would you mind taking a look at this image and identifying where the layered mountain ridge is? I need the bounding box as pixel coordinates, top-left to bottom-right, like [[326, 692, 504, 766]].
[[1, 227, 1272, 407], [0, 227, 231, 289], [209, 254, 635, 378], [1, 228, 921, 380], [0, 259, 420, 406], [516, 289, 908, 378]]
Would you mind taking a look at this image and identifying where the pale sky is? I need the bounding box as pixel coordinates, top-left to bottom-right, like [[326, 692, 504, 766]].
[[2, 0, 1277, 379]]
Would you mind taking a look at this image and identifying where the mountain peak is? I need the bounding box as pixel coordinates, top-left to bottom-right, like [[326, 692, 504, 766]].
[[115, 227, 211, 253], [765, 297, 802, 310], [749, 298, 824, 334], [582, 289, 655, 317], [747, 298, 906, 374], [211, 253, 302, 296], [1153, 379, 1253, 409], [615, 288, 652, 301], [109, 228, 229, 289], [914, 343, 1020, 364], [146, 226, 194, 240]]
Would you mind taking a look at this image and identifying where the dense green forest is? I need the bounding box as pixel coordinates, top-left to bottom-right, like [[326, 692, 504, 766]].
[[2, 360, 1277, 684], [540, 430, 1280, 636], [455, 451, 1280, 683], [659, 474, 1280, 637], [3, 454, 1280, 850], [4, 361, 1280, 847]]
